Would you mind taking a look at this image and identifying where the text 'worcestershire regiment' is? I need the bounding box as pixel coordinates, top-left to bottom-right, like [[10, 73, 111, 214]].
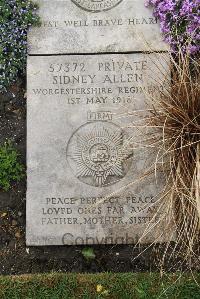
[[32, 58, 165, 104]]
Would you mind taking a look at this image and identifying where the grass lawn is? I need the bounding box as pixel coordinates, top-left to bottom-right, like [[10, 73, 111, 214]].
[[0, 272, 200, 299]]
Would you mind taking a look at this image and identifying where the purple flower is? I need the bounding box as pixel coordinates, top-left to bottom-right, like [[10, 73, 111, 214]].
[[146, 0, 200, 55]]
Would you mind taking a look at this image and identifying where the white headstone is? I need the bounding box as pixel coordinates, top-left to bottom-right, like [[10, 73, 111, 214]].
[[26, 53, 173, 245]]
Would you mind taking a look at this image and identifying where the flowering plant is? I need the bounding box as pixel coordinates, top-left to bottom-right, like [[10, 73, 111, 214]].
[[146, 0, 200, 55], [0, 0, 39, 91]]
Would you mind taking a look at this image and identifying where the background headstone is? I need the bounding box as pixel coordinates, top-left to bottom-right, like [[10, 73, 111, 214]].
[[28, 0, 168, 54]]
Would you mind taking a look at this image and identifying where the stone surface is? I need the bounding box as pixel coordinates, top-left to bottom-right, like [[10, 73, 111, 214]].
[[28, 0, 168, 54], [26, 52, 173, 246]]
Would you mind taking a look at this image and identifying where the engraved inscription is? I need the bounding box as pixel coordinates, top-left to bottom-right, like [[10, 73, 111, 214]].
[[71, 0, 123, 12], [27, 53, 172, 245], [66, 121, 133, 187]]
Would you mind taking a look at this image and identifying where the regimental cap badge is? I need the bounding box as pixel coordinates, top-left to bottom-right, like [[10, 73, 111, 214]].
[[67, 121, 133, 187], [71, 0, 123, 12]]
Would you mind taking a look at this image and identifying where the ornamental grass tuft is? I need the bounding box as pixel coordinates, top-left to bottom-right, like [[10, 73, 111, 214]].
[[146, 52, 200, 269]]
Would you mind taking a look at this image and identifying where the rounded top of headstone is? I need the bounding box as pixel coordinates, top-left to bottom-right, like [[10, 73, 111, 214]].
[[71, 0, 123, 12]]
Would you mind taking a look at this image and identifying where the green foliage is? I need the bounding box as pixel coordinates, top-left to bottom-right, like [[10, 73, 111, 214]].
[[0, 141, 24, 191], [82, 248, 96, 261], [0, 273, 200, 299], [0, 0, 40, 91]]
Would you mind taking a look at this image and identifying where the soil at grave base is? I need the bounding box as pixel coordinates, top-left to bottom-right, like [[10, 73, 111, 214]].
[[0, 78, 197, 276]]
